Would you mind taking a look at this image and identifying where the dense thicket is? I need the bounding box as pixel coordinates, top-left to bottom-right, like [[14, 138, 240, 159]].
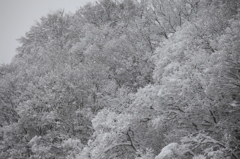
[[1, 0, 240, 158]]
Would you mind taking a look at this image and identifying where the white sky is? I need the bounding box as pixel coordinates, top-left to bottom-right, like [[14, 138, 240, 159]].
[[0, 0, 96, 64]]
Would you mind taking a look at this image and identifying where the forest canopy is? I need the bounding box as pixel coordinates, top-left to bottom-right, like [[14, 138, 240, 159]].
[[1, 0, 240, 159]]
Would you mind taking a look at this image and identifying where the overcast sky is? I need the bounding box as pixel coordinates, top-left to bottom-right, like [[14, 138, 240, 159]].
[[0, 0, 96, 65]]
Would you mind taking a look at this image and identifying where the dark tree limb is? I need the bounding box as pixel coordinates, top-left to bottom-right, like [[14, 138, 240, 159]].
[[126, 128, 137, 152]]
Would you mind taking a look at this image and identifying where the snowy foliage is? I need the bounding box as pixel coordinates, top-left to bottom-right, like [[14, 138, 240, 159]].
[[1, 0, 240, 159]]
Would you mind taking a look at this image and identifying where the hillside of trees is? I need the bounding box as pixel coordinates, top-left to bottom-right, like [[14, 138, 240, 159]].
[[1, 0, 240, 158]]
